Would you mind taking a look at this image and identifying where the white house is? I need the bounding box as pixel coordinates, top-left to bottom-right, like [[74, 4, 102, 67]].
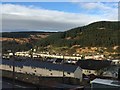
[[111, 59, 120, 65], [76, 59, 111, 75], [1, 59, 83, 82]]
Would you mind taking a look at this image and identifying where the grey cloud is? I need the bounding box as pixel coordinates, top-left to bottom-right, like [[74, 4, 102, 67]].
[[2, 14, 82, 32]]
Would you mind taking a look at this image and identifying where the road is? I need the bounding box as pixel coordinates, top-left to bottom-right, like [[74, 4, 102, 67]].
[[1, 77, 87, 90], [1, 77, 39, 89]]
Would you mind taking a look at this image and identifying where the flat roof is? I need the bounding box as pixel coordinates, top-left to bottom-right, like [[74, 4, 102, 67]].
[[91, 78, 120, 87]]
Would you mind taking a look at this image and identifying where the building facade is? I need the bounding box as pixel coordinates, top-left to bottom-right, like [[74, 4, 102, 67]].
[[1, 59, 83, 82]]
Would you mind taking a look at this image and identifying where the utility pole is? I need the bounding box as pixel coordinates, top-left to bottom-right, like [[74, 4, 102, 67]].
[[62, 55, 64, 83], [12, 52, 15, 89]]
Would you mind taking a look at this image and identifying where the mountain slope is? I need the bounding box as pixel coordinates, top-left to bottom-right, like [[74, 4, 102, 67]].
[[36, 21, 120, 47]]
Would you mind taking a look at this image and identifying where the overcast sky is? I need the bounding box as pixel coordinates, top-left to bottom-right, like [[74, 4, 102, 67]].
[[1, 2, 118, 32]]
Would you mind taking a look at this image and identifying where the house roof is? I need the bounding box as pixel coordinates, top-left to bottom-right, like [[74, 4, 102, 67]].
[[91, 78, 120, 87], [2, 59, 24, 67], [2, 59, 79, 73], [76, 59, 111, 70]]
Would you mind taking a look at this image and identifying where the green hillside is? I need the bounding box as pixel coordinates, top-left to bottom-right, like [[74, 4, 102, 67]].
[[36, 21, 120, 47]]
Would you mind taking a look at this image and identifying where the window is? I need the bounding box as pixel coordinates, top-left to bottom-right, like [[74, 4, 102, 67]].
[[67, 72, 70, 75], [50, 73, 53, 75], [49, 69, 52, 71], [9, 66, 11, 68], [32, 67, 36, 69], [34, 70, 36, 72]]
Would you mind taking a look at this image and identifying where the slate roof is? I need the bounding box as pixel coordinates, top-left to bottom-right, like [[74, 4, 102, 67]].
[[2, 59, 78, 73], [76, 59, 111, 70], [2, 59, 24, 67]]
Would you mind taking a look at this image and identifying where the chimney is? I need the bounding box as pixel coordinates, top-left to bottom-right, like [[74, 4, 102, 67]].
[[118, 68, 120, 81]]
